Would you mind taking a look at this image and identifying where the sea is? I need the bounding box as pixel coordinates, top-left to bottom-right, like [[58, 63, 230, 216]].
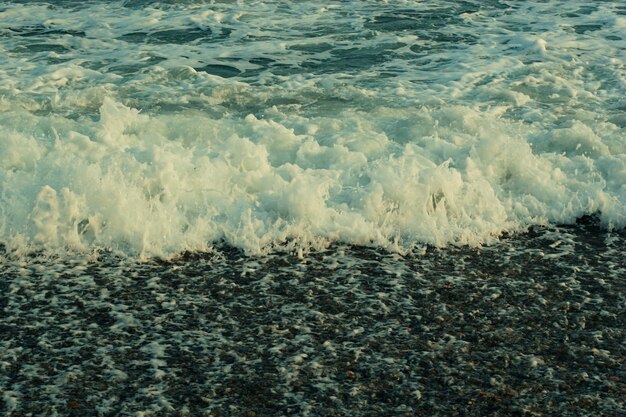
[[0, 1, 624, 416]]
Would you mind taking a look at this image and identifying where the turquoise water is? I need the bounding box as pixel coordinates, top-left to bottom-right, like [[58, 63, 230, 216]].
[[1, 0, 625, 257]]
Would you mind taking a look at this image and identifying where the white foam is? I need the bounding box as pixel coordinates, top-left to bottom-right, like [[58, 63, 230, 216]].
[[0, 98, 623, 258]]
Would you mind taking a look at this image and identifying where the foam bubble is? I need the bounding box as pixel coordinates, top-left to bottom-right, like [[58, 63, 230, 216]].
[[0, 98, 622, 258]]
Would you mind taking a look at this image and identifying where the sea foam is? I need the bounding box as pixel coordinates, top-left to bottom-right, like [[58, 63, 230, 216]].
[[0, 98, 623, 258]]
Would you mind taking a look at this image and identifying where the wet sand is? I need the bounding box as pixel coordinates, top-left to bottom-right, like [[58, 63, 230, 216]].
[[1, 222, 624, 416]]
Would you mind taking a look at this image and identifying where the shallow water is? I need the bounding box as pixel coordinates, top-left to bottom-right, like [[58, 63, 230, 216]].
[[0, 1, 625, 415], [1, 223, 625, 416]]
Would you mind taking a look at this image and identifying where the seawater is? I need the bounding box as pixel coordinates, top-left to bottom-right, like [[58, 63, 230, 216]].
[[1, 3, 626, 416], [0, 0, 625, 258]]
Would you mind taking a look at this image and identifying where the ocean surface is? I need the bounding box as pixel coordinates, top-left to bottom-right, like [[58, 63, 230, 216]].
[[0, 1, 624, 416]]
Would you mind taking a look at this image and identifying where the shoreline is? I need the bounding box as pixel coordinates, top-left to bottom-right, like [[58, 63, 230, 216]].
[[1, 224, 624, 416]]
